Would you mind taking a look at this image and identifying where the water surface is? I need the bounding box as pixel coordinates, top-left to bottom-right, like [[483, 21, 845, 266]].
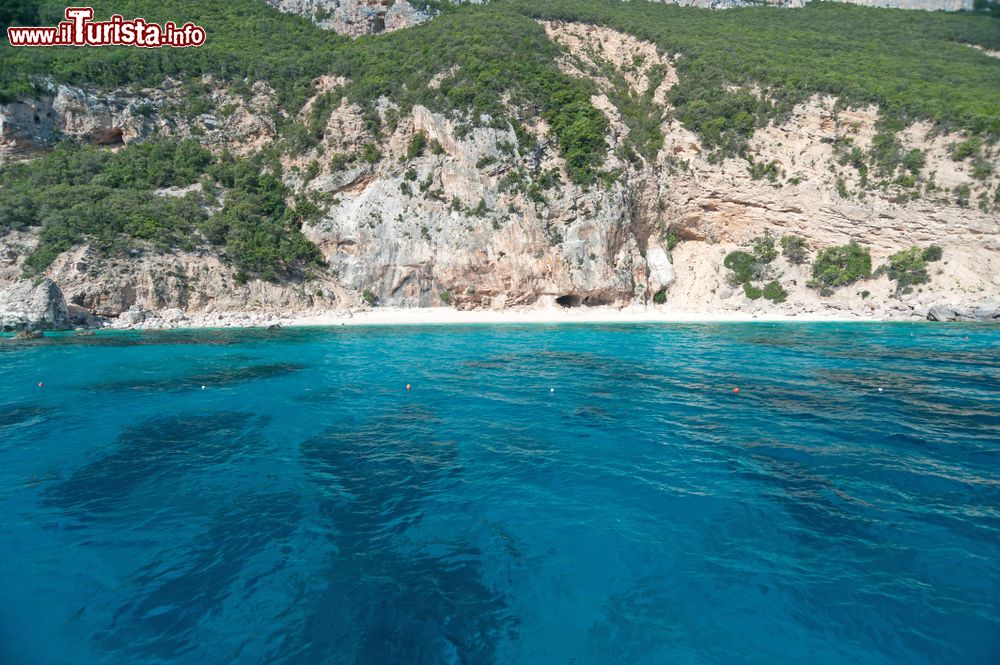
[[1, 323, 997, 664]]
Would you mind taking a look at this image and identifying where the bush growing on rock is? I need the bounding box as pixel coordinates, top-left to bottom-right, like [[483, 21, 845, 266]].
[[406, 132, 427, 160], [877, 245, 943, 295], [780, 235, 809, 264], [724, 232, 779, 296], [752, 233, 778, 265], [653, 289, 667, 304], [724, 251, 761, 285], [922, 245, 943, 262], [762, 280, 788, 304], [743, 282, 763, 300], [809, 242, 872, 293]]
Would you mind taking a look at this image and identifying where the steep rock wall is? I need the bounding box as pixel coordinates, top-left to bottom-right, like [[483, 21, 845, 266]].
[[0, 22, 997, 327]]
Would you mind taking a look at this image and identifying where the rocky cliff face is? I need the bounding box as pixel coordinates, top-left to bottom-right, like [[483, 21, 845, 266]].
[[262, 0, 436, 35], [648, 0, 973, 9], [0, 21, 997, 329], [262, 1, 503, 36], [0, 278, 69, 331], [261, 0, 977, 28], [0, 78, 278, 160]]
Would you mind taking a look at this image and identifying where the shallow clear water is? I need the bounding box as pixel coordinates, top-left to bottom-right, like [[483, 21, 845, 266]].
[[0, 322, 998, 665]]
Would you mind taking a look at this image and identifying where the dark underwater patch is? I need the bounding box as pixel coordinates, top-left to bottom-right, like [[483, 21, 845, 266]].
[[89, 362, 306, 393], [0, 405, 49, 430], [44, 411, 267, 517], [268, 413, 516, 664], [96, 491, 301, 661]]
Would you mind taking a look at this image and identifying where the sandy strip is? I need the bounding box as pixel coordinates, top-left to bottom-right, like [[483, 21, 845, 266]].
[[282, 305, 873, 328]]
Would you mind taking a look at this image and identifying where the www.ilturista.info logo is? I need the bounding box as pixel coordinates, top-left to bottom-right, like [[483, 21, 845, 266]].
[[7, 7, 206, 47]]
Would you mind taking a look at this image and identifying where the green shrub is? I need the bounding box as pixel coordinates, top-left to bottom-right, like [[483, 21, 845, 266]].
[[810, 242, 872, 290], [362, 289, 378, 306], [879, 245, 942, 294], [439, 290, 451, 304], [361, 143, 382, 164], [922, 245, 943, 262], [406, 132, 427, 160], [902, 149, 927, 176], [743, 282, 763, 300], [330, 152, 356, 171], [752, 233, 777, 264], [780, 235, 809, 264], [653, 289, 667, 304], [951, 137, 982, 161], [762, 280, 788, 303], [748, 160, 780, 182], [972, 157, 993, 181], [724, 250, 761, 284]]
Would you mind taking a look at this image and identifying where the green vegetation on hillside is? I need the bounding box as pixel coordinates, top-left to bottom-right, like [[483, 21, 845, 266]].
[[876, 244, 943, 294], [3, 1, 998, 160], [0, 0, 997, 280], [0, 140, 323, 280], [809, 241, 872, 293], [723, 233, 788, 302], [516, 0, 1000, 149]]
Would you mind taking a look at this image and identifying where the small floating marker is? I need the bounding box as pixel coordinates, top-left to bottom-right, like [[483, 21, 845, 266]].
[[733, 387, 740, 395], [201, 385, 206, 390], [406, 383, 411, 391], [878, 387, 883, 393], [550, 388, 554, 393], [37, 382, 43, 388]]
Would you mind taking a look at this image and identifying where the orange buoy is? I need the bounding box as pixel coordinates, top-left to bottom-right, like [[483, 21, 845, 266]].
[[733, 387, 740, 394], [406, 384, 411, 391]]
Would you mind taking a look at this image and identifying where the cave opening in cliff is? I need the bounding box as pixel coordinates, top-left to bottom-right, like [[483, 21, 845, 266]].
[[582, 292, 616, 307], [371, 14, 385, 33], [556, 295, 583, 308]]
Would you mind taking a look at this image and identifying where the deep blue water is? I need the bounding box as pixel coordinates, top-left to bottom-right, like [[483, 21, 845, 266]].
[[0, 322, 998, 665]]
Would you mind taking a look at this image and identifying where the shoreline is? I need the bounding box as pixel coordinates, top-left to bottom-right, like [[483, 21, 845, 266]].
[[97, 305, 902, 333], [287, 306, 875, 328]]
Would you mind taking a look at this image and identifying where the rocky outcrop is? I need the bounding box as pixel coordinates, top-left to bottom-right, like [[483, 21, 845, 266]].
[[0, 279, 69, 331], [926, 299, 1000, 321], [262, 1, 502, 35], [262, 0, 434, 35], [649, 0, 973, 10], [264, 0, 977, 23], [831, 0, 973, 9], [0, 79, 278, 162]]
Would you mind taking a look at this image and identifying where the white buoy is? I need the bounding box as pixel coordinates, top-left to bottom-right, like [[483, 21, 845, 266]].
[[878, 387, 883, 393], [201, 385, 206, 390], [550, 388, 555, 393]]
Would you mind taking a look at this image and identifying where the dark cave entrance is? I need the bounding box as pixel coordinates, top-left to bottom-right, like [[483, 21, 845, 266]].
[[556, 294, 583, 308]]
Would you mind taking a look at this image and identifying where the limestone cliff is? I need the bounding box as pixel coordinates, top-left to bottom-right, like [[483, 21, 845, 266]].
[[0, 20, 997, 329], [262, 0, 979, 30], [261, 0, 483, 36]]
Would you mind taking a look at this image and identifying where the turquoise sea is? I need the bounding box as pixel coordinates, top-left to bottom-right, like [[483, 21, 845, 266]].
[[0, 322, 998, 664]]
